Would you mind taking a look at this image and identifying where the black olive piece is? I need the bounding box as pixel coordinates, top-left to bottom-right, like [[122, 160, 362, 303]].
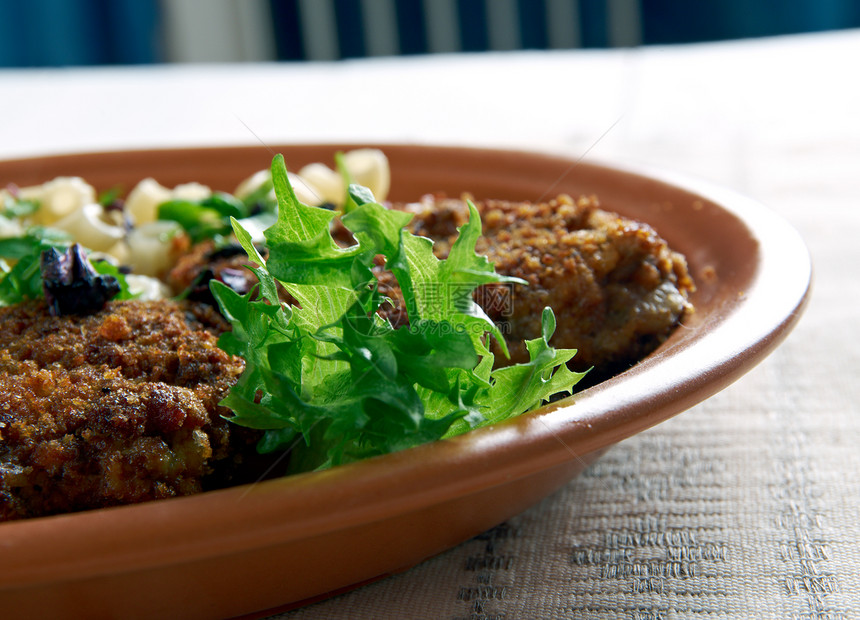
[[102, 199, 134, 232], [205, 244, 246, 261], [40, 244, 121, 317], [184, 268, 218, 306], [103, 198, 125, 213], [219, 268, 251, 296], [183, 266, 253, 308]]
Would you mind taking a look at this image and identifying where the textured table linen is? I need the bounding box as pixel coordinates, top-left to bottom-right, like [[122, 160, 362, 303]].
[[1, 30, 856, 619]]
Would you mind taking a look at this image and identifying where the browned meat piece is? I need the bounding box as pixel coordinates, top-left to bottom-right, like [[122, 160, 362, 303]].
[[168, 193, 693, 380], [386, 194, 694, 377], [167, 241, 263, 300], [0, 300, 250, 521]]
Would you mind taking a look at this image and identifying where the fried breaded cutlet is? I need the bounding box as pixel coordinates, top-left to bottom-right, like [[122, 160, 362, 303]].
[[0, 300, 248, 521], [385, 194, 694, 378]]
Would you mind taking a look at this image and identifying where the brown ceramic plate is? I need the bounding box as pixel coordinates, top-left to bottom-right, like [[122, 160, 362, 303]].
[[0, 145, 810, 619]]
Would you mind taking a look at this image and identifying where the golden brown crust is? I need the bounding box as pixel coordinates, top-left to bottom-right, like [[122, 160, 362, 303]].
[[0, 300, 246, 521], [389, 194, 694, 375]]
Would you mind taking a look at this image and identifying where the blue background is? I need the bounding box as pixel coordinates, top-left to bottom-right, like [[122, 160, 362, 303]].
[[0, 0, 858, 66]]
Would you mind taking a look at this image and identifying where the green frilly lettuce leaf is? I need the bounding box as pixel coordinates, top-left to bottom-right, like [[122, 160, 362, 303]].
[[213, 153, 586, 473]]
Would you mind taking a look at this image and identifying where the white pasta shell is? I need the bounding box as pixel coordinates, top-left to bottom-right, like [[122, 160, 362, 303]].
[[104, 240, 130, 265], [0, 215, 25, 239], [30, 177, 97, 226], [234, 169, 273, 201], [125, 178, 172, 226], [126, 220, 183, 277], [283, 172, 323, 207], [236, 168, 326, 207], [11, 185, 43, 202], [342, 149, 390, 202], [124, 274, 172, 301], [235, 212, 277, 245], [297, 163, 343, 205], [172, 182, 212, 202], [53, 203, 125, 252]]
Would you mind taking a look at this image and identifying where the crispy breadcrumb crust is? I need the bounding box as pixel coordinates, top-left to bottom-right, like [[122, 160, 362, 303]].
[[0, 300, 247, 521], [387, 194, 694, 376]]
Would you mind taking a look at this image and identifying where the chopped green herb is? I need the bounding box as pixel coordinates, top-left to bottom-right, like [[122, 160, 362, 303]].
[[2, 193, 39, 218], [90, 260, 136, 301], [0, 232, 71, 306], [334, 151, 358, 213], [158, 191, 276, 244], [97, 186, 123, 207], [0, 230, 134, 307], [239, 176, 277, 212]]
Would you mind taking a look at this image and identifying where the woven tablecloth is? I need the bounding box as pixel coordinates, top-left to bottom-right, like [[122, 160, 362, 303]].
[[1, 30, 857, 620], [273, 32, 860, 620]]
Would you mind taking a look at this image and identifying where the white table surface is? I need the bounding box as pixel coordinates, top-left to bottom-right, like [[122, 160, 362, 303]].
[[2, 29, 858, 619]]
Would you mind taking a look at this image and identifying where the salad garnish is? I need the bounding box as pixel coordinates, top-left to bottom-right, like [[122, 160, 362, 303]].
[[40, 243, 122, 316], [0, 228, 133, 310], [212, 155, 586, 472]]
